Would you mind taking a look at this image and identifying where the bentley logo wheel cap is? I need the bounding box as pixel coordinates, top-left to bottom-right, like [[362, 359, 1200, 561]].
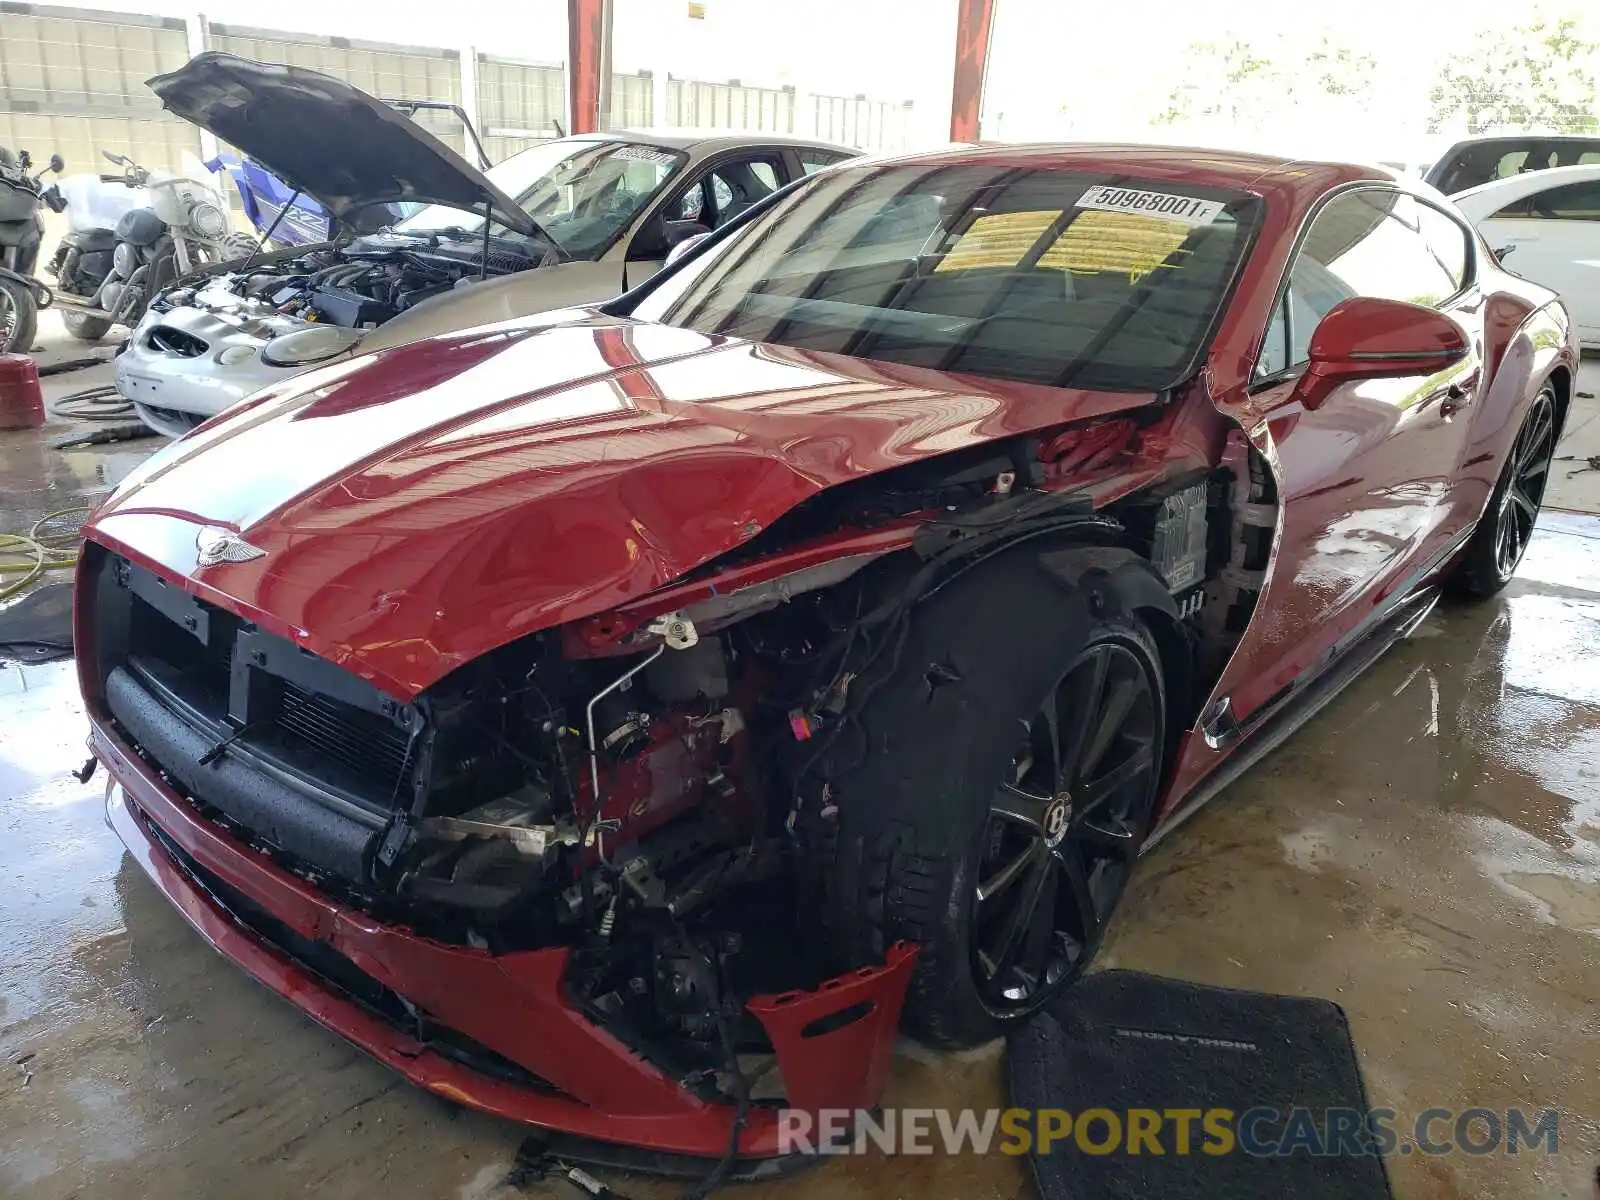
[[195, 526, 265, 567], [1044, 796, 1070, 847]]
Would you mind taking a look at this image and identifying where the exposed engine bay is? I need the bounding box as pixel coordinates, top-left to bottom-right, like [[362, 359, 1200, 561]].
[[152, 227, 556, 342], [87, 423, 1264, 1099]]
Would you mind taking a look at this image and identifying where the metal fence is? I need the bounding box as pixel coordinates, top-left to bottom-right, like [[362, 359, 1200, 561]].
[[0, 4, 916, 183], [809, 93, 916, 152], [208, 24, 469, 157], [0, 6, 197, 178], [667, 77, 796, 134], [476, 55, 564, 162]]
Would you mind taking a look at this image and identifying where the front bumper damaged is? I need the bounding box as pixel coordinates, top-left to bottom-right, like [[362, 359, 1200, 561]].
[[93, 714, 918, 1162]]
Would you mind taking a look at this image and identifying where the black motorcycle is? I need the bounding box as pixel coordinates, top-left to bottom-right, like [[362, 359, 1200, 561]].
[[0, 148, 64, 355]]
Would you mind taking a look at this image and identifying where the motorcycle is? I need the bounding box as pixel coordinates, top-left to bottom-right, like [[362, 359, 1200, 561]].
[[47, 150, 253, 342], [0, 148, 65, 355], [206, 152, 335, 248]]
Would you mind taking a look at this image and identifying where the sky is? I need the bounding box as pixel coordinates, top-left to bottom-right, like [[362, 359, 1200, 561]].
[[24, 0, 1600, 154]]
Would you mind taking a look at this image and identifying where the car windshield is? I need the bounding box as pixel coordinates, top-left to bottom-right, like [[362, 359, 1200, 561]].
[[396, 139, 687, 258], [631, 162, 1261, 392]]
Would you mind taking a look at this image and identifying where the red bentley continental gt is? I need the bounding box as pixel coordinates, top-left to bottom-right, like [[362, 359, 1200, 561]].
[[76, 144, 1574, 1170]]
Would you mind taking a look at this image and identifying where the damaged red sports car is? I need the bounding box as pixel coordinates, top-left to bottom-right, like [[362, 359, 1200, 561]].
[[76, 144, 1574, 1170]]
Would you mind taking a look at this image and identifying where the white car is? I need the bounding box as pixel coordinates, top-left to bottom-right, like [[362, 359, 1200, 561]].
[[116, 53, 856, 437], [1453, 163, 1600, 348]]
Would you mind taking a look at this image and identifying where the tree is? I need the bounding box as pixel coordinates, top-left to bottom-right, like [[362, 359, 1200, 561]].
[[1153, 34, 1376, 132], [1427, 18, 1599, 135]]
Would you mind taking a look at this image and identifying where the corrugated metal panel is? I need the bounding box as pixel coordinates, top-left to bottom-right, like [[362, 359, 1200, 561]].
[[610, 71, 654, 130], [209, 26, 467, 157], [0, 6, 196, 173], [809, 94, 915, 151], [476, 55, 564, 162], [667, 78, 794, 134]]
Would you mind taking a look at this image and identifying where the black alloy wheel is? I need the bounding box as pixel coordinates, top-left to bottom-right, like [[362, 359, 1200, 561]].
[[1493, 388, 1556, 583], [971, 638, 1159, 1016]]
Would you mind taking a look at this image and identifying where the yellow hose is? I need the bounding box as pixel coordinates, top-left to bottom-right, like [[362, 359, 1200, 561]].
[[0, 506, 91, 602]]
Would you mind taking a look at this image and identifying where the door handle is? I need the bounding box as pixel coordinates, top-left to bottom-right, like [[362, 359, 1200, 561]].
[[1441, 372, 1480, 416]]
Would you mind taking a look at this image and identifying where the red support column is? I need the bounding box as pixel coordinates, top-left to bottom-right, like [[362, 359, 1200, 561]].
[[567, 0, 614, 135], [949, 0, 997, 143]]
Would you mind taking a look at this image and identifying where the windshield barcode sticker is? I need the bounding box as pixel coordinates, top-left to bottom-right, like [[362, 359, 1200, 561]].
[[1074, 186, 1224, 225], [615, 145, 678, 165]]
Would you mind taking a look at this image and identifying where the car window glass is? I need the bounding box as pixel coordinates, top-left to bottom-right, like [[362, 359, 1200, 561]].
[[1301, 191, 1456, 305], [799, 149, 849, 175], [704, 157, 783, 225], [677, 184, 706, 223], [1417, 204, 1470, 289], [1496, 149, 1532, 178], [1531, 180, 1600, 220], [1259, 294, 1290, 377], [1490, 195, 1534, 219], [637, 164, 1263, 392], [1256, 190, 1457, 378]]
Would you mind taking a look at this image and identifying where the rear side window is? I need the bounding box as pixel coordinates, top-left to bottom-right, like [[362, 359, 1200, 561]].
[[798, 149, 852, 175], [1258, 189, 1462, 378], [1526, 180, 1600, 221]]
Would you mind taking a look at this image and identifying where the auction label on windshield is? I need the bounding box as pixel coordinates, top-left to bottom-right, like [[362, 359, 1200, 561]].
[[1074, 185, 1224, 225]]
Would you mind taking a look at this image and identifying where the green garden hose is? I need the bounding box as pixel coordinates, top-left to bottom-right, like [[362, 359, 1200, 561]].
[[0, 506, 91, 602]]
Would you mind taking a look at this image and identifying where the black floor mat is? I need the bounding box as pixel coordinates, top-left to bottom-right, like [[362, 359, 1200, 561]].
[[0, 582, 74, 663], [1008, 970, 1394, 1200]]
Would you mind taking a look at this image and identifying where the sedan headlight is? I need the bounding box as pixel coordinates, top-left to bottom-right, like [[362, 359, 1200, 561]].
[[261, 325, 364, 368]]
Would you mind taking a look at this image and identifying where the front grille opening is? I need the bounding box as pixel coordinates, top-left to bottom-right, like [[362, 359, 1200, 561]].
[[274, 680, 418, 800], [142, 814, 561, 1093], [110, 557, 417, 812], [147, 325, 208, 357]]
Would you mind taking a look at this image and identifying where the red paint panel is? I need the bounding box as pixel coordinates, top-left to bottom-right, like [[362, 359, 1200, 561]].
[[86, 319, 1160, 698], [104, 730, 921, 1152]]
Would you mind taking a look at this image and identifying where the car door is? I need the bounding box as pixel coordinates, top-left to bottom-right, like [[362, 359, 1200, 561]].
[[622, 151, 790, 288], [1207, 187, 1484, 729], [1479, 178, 1600, 341]]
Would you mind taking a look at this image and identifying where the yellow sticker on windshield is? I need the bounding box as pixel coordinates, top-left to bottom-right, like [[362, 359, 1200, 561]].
[[1038, 211, 1191, 282], [935, 210, 1059, 272]]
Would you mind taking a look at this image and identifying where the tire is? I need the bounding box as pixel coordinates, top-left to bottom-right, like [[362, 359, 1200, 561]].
[[1453, 385, 1558, 599], [819, 545, 1167, 1048], [0, 275, 37, 355], [61, 310, 113, 342]]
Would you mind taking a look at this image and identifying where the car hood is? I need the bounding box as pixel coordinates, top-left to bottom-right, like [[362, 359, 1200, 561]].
[[87, 314, 1159, 698], [147, 52, 536, 236]]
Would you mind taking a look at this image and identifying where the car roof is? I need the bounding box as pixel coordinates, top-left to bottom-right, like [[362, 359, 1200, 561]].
[[1441, 132, 1600, 146], [574, 129, 859, 154], [831, 141, 1395, 199]]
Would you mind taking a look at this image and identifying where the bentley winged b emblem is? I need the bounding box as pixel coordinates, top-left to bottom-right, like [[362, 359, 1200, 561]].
[[195, 526, 266, 567]]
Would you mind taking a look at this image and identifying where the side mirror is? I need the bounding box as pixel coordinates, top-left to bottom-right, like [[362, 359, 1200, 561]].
[[1295, 296, 1469, 411], [48, 154, 64, 174], [102, 149, 128, 167], [665, 231, 710, 268]]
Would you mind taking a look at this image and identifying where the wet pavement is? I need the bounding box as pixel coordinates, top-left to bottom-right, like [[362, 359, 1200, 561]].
[[2, 359, 1600, 1199]]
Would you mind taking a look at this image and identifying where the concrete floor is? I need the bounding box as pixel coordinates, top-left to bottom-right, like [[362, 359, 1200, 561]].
[[3, 339, 1599, 1199]]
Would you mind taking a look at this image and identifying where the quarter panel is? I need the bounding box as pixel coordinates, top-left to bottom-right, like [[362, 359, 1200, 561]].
[[1456, 297, 1573, 526]]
